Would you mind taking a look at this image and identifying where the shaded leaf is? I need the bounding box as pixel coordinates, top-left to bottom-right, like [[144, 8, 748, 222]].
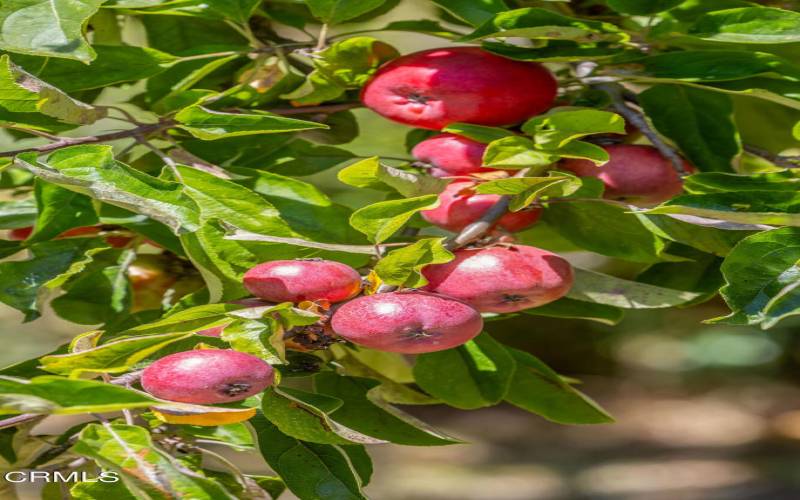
[[413, 333, 516, 410], [568, 267, 701, 308]]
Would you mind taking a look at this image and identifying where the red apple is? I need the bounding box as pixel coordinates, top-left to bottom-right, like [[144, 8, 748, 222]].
[[330, 291, 483, 354], [141, 349, 274, 404], [422, 245, 573, 313], [421, 181, 540, 233], [560, 144, 693, 205], [243, 259, 362, 304], [361, 47, 557, 130], [412, 133, 493, 177]]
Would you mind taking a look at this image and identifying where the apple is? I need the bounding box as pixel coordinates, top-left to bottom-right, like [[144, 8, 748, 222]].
[[560, 144, 693, 205], [330, 291, 483, 354], [243, 259, 362, 304], [361, 47, 557, 130], [421, 181, 540, 232], [412, 133, 495, 177], [141, 349, 274, 404], [422, 245, 573, 313]]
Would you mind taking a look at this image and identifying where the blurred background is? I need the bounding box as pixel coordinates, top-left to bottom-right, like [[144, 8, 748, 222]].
[[4, 0, 800, 499]]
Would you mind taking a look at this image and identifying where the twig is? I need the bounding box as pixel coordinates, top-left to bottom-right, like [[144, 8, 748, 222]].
[[575, 62, 688, 176], [595, 82, 688, 176], [376, 171, 529, 293], [743, 144, 800, 169], [0, 413, 42, 429], [315, 23, 329, 52], [0, 121, 169, 158]]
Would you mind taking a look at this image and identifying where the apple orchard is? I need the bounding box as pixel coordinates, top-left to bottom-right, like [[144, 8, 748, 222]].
[[0, 1, 799, 499]]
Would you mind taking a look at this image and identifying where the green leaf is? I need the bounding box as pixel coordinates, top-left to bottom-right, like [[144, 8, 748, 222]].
[[523, 297, 624, 326], [0, 376, 155, 415], [639, 85, 740, 172], [40, 332, 194, 376], [121, 303, 242, 336], [73, 423, 237, 499], [568, 267, 701, 308], [637, 246, 723, 305], [374, 238, 453, 288], [0, 55, 104, 127], [0, 238, 105, 321], [251, 413, 368, 500], [482, 39, 629, 63], [29, 180, 97, 243], [646, 191, 800, 226], [688, 6, 800, 44], [504, 348, 613, 424], [204, 0, 260, 23], [475, 172, 582, 211], [0, 0, 104, 61], [338, 157, 448, 198], [350, 195, 439, 243], [482, 136, 558, 171], [640, 213, 754, 256], [0, 199, 36, 229], [432, 0, 508, 26], [543, 200, 678, 263], [711, 227, 800, 329], [304, 0, 387, 24], [175, 105, 327, 140], [14, 45, 178, 92], [50, 248, 133, 324], [606, 0, 682, 14], [262, 387, 386, 445], [464, 7, 627, 43], [15, 146, 200, 235], [71, 480, 137, 500], [312, 36, 399, 89], [176, 165, 293, 237], [684, 170, 800, 193], [634, 50, 800, 82], [413, 333, 516, 410], [442, 123, 515, 143], [313, 373, 459, 445], [521, 108, 626, 149]]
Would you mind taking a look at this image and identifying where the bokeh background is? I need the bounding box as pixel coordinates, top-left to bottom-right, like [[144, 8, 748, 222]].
[[4, 1, 800, 498]]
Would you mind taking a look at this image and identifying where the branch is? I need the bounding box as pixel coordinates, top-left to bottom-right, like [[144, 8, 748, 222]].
[[0, 121, 170, 158], [743, 144, 800, 169], [594, 82, 689, 176], [0, 102, 361, 159], [376, 170, 529, 293]]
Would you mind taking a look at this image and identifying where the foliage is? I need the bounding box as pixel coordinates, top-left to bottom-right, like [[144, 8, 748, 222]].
[[0, 0, 798, 498]]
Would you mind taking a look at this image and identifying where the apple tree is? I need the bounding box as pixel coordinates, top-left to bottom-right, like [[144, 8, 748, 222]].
[[0, 0, 799, 498]]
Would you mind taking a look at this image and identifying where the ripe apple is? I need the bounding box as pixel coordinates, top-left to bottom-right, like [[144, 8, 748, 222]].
[[141, 349, 274, 404], [421, 181, 540, 233], [243, 259, 362, 304], [127, 254, 178, 312], [422, 245, 573, 313], [330, 291, 483, 354], [361, 47, 557, 130], [560, 144, 693, 205], [412, 133, 494, 177]]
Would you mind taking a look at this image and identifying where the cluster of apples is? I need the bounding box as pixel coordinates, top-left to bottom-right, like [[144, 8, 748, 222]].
[[139, 46, 693, 408]]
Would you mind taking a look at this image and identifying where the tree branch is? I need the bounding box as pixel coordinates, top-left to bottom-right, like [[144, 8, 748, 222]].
[[743, 144, 800, 169], [0, 102, 362, 159], [0, 121, 170, 158], [594, 81, 689, 176]]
